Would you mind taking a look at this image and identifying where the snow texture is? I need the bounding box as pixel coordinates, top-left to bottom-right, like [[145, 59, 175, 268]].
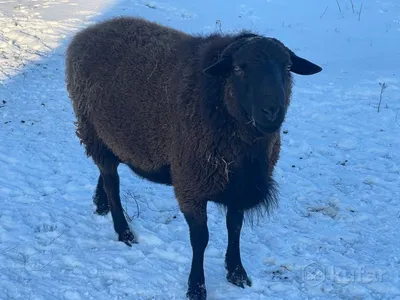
[[1, 0, 400, 299]]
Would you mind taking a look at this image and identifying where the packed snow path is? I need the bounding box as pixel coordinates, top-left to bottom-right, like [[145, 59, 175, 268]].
[[1, 0, 400, 299]]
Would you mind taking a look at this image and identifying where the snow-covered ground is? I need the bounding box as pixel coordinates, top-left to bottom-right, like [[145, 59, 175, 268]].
[[1, 0, 400, 299]]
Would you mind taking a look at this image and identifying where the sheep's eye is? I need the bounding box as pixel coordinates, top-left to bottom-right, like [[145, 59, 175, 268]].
[[286, 64, 292, 71], [233, 65, 243, 74]]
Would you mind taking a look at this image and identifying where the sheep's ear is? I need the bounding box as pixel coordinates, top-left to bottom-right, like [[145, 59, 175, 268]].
[[289, 52, 322, 75], [203, 56, 232, 77]]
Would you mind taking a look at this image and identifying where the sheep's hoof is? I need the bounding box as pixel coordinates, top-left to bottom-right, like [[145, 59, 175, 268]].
[[227, 266, 252, 288], [94, 204, 110, 216], [186, 284, 206, 300], [118, 228, 137, 247]]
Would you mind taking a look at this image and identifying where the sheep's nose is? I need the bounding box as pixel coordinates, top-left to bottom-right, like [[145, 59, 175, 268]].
[[261, 106, 280, 122]]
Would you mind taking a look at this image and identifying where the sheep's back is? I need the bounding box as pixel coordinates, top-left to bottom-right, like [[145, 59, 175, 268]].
[[66, 17, 190, 169]]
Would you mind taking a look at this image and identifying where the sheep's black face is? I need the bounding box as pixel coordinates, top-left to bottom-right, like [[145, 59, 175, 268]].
[[203, 36, 322, 136], [229, 40, 291, 134]]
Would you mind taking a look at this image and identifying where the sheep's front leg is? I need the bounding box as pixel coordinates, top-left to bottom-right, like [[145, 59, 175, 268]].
[[182, 203, 209, 300], [225, 207, 252, 288]]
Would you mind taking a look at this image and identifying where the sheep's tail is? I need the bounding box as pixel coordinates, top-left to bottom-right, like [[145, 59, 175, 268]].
[[65, 48, 111, 164]]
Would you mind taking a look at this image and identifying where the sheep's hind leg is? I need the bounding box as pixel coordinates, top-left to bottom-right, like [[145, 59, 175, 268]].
[[93, 175, 110, 215], [225, 206, 252, 288], [97, 159, 137, 247]]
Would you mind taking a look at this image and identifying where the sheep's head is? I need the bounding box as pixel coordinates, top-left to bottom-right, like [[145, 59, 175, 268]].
[[203, 35, 322, 136]]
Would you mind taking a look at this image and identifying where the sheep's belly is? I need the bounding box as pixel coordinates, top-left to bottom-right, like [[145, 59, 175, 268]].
[[126, 163, 173, 186]]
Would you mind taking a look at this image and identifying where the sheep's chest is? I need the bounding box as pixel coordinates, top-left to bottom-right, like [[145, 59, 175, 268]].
[[211, 154, 275, 211]]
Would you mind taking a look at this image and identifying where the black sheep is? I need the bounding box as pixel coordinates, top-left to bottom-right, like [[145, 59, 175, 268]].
[[65, 16, 322, 300]]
